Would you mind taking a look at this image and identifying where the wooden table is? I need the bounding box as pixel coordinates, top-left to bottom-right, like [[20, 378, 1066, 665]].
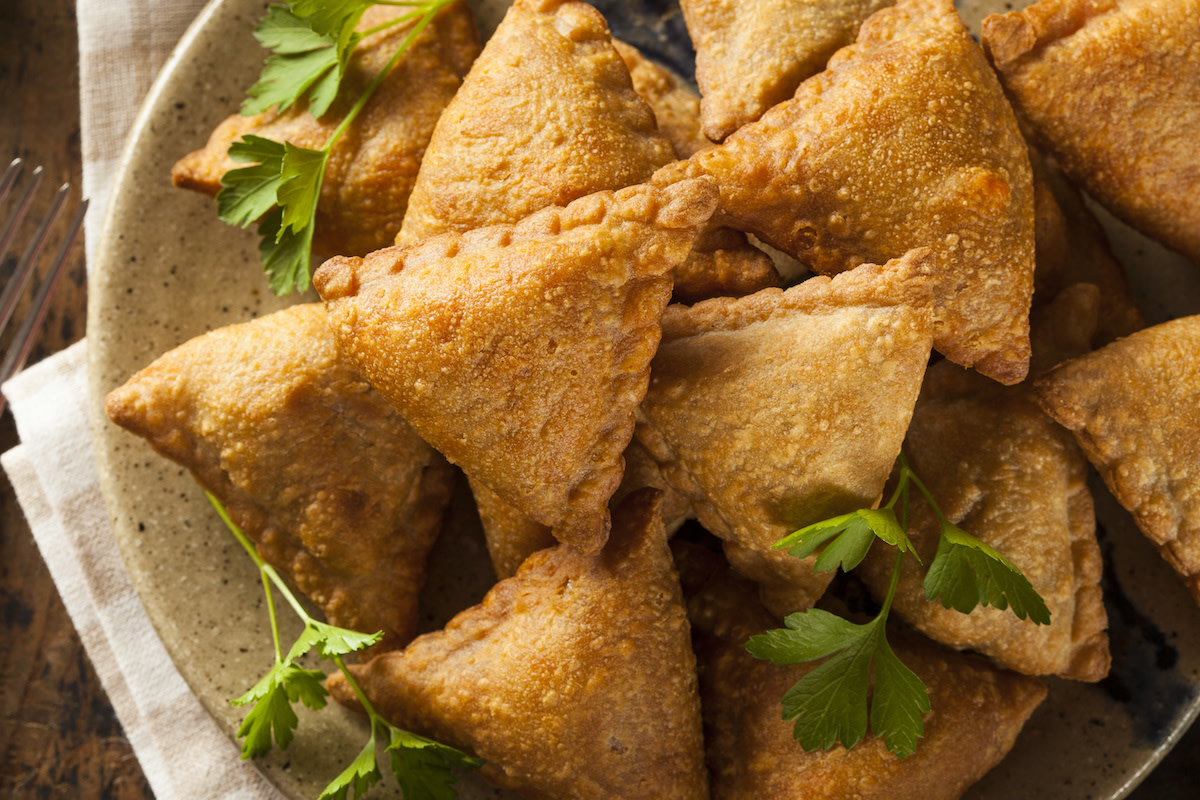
[[0, 2, 1195, 798]]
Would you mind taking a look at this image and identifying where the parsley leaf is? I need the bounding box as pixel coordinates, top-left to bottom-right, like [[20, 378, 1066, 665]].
[[216, 136, 326, 295], [256, 208, 315, 294], [231, 662, 329, 758], [748, 452, 1050, 759], [206, 492, 480, 797], [775, 508, 917, 574], [243, 6, 343, 118], [923, 521, 1051, 624], [219, 0, 453, 296], [748, 606, 928, 756], [319, 737, 383, 800], [389, 728, 485, 800], [218, 135, 286, 227]]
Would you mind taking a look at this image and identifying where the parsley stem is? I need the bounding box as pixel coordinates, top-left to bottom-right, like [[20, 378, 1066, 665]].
[[322, 0, 453, 151], [206, 492, 318, 627], [332, 652, 386, 725]]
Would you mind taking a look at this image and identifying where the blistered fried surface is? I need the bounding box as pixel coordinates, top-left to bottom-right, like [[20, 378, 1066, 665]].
[[329, 490, 709, 800], [667, 0, 1035, 384], [395, 0, 676, 245], [674, 541, 1048, 800], [1035, 315, 1200, 605], [636, 250, 934, 615], [612, 39, 709, 159], [170, 3, 479, 257], [104, 304, 455, 648], [679, 0, 893, 141], [859, 360, 1111, 681], [316, 179, 717, 555], [984, 0, 1200, 264]]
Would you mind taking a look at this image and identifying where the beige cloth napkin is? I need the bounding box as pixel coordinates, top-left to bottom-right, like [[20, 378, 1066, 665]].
[[0, 0, 281, 797]]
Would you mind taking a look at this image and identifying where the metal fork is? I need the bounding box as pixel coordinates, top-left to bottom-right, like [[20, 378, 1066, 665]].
[[0, 157, 88, 413]]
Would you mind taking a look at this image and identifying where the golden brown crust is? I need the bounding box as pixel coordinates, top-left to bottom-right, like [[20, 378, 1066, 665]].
[[611, 39, 709, 159], [329, 490, 709, 800], [104, 304, 455, 648], [680, 0, 893, 141], [170, 2, 480, 257], [858, 359, 1111, 681], [1034, 316, 1200, 604], [983, 0, 1200, 264], [636, 250, 935, 615], [674, 542, 1048, 800], [395, 0, 676, 245], [668, 0, 1035, 384], [316, 178, 718, 555]]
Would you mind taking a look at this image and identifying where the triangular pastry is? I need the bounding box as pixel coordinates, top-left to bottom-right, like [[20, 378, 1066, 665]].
[[104, 303, 455, 649], [635, 250, 935, 615], [983, 0, 1200, 264], [858, 359, 1111, 681], [394, 1, 778, 304], [673, 541, 1048, 800], [1034, 316, 1200, 605], [328, 489, 709, 800], [171, 2, 479, 257], [657, 0, 1035, 384], [315, 178, 719, 554], [394, 0, 677, 246], [679, 0, 893, 141]]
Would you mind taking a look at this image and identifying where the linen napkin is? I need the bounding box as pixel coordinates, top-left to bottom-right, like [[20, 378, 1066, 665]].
[[1, 0, 281, 797]]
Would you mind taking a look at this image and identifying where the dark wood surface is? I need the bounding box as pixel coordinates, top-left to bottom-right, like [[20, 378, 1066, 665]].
[[0, 1, 152, 797], [0, 1, 1195, 799]]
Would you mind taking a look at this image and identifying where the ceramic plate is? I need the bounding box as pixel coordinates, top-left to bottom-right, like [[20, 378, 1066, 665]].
[[88, 1, 1200, 798]]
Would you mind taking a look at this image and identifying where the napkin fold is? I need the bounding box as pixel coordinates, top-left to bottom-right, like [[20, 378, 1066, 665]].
[[1, 346, 278, 800], [0, 0, 282, 797]]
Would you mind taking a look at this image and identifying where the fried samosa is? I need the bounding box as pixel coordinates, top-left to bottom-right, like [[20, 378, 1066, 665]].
[[673, 541, 1048, 800], [104, 303, 455, 649], [315, 178, 718, 555], [635, 250, 935, 616], [171, 2, 479, 257], [328, 489, 709, 800], [657, 0, 1035, 384], [858, 359, 1111, 681], [1035, 315, 1200, 605], [983, 0, 1200, 264], [394, 0, 676, 245], [678, 0, 893, 141], [395, 0, 777, 303]]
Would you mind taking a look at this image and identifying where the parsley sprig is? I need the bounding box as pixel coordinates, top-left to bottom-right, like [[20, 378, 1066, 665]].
[[207, 493, 482, 799], [217, 0, 455, 295], [746, 453, 1050, 759]]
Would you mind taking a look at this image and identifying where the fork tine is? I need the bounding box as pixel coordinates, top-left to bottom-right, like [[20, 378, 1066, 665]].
[[0, 196, 88, 409], [0, 158, 25, 206], [0, 179, 70, 336], [0, 162, 44, 267]]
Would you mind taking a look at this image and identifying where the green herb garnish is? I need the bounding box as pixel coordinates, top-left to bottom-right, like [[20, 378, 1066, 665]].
[[746, 452, 1050, 759], [207, 493, 482, 799], [216, 0, 454, 295]]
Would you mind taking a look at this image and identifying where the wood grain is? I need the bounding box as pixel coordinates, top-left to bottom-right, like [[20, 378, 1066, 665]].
[[0, 1, 151, 797]]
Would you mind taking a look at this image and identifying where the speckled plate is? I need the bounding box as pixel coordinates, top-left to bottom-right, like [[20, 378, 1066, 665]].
[[87, 1, 1200, 798]]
